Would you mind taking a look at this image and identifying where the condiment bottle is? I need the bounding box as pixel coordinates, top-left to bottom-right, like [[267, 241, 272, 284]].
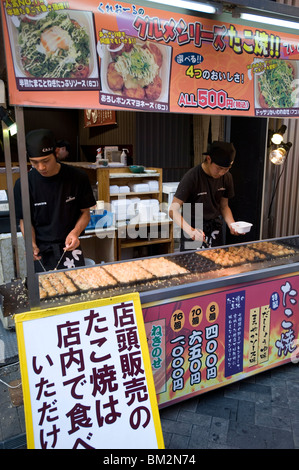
[[121, 149, 128, 165], [96, 148, 102, 166]]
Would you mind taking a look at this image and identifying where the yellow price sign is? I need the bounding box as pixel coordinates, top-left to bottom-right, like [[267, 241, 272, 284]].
[[206, 301, 219, 323], [189, 305, 203, 328], [170, 309, 185, 332]]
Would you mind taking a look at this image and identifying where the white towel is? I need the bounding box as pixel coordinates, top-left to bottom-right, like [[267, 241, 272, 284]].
[[130, 183, 150, 192], [110, 185, 119, 194], [119, 185, 130, 193]]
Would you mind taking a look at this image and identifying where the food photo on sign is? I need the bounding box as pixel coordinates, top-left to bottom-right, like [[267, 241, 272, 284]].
[[98, 31, 172, 110], [4, 7, 100, 90], [252, 58, 299, 113]]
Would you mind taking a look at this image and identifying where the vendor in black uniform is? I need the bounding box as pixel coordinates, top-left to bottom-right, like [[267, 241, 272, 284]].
[[169, 141, 240, 251], [14, 129, 96, 272], [55, 139, 70, 161]]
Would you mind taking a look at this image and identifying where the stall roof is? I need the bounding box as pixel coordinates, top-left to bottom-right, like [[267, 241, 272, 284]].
[[219, 0, 299, 20]]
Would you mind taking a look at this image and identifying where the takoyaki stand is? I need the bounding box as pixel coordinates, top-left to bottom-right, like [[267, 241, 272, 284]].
[[1, 0, 299, 449]]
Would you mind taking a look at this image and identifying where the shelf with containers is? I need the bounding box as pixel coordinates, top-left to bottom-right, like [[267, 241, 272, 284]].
[[65, 163, 163, 205], [65, 164, 173, 260], [96, 166, 173, 260], [96, 166, 163, 204], [117, 219, 174, 260]]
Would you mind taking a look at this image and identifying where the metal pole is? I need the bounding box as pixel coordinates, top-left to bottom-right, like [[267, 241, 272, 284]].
[[15, 106, 40, 309], [1, 121, 20, 279], [259, 118, 269, 240]]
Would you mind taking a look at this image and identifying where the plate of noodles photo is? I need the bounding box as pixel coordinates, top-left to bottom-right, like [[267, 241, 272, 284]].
[[5, 9, 98, 80]]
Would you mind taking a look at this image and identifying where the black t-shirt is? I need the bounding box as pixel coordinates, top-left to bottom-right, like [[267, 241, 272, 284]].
[[174, 164, 234, 227], [14, 163, 96, 246]]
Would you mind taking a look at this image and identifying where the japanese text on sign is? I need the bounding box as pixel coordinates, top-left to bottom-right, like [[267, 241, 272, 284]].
[[16, 296, 163, 449], [275, 280, 297, 357], [225, 291, 245, 377]]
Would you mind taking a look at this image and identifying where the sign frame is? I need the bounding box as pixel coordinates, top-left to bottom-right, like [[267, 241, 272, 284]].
[[2, 0, 299, 117]]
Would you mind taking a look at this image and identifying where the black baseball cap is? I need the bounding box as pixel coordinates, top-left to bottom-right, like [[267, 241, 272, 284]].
[[204, 141, 236, 168], [26, 129, 55, 158], [56, 139, 70, 151]]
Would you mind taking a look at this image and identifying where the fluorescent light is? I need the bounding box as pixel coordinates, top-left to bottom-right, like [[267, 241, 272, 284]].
[[145, 0, 216, 14], [240, 12, 299, 30]]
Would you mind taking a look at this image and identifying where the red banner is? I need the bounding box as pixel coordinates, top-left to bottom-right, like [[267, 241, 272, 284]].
[[1, 0, 299, 117]]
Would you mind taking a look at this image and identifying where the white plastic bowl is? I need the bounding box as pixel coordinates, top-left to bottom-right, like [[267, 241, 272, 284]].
[[231, 221, 253, 234]]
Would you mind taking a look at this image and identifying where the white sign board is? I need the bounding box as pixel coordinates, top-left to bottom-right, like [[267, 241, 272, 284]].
[[15, 293, 164, 449]]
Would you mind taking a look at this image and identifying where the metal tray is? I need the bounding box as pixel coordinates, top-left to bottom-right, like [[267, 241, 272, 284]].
[[2, 236, 299, 317]]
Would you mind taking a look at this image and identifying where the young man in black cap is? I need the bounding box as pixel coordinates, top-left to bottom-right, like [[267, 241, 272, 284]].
[[55, 139, 70, 161], [169, 141, 240, 250], [14, 128, 96, 272]]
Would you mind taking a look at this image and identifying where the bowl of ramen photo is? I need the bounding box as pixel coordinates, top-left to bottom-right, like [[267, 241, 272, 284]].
[[5, 9, 98, 81]]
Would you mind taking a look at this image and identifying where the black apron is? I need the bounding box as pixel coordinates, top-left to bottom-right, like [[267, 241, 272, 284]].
[[35, 242, 85, 272], [180, 217, 224, 251]]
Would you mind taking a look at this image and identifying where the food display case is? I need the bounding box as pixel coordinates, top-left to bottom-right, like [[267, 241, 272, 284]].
[[1, 235, 299, 407]]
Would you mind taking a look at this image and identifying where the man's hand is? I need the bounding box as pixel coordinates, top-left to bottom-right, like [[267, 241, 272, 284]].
[[229, 224, 245, 236], [64, 231, 80, 251], [32, 243, 41, 261], [64, 208, 90, 251], [188, 228, 205, 243], [169, 198, 206, 244]]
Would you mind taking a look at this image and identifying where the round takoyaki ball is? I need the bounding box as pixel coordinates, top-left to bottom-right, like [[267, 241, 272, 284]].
[[123, 85, 145, 99], [145, 76, 162, 101], [107, 62, 124, 91], [144, 43, 163, 68], [110, 42, 134, 59]]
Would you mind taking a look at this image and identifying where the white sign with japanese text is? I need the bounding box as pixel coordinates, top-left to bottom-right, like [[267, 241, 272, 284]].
[[15, 293, 164, 449]]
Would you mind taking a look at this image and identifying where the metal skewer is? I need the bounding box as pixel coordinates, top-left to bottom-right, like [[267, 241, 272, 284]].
[[38, 259, 47, 272], [54, 249, 67, 271]]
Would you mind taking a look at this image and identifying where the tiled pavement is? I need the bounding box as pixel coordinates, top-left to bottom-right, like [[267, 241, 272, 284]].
[[1, 322, 299, 449], [160, 363, 299, 449], [0, 362, 26, 449]]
